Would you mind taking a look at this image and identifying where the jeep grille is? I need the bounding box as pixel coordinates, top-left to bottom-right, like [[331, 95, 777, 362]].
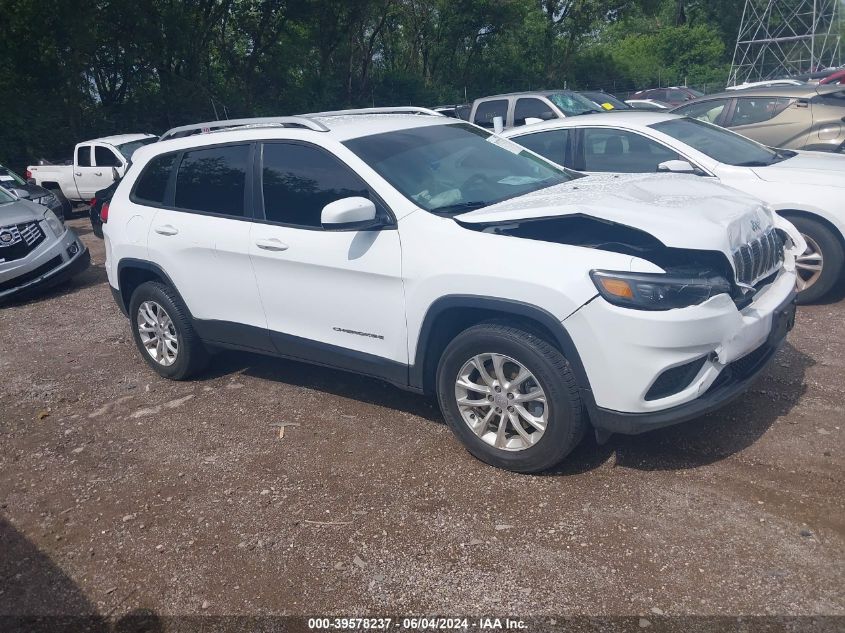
[[732, 228, 784, 287]]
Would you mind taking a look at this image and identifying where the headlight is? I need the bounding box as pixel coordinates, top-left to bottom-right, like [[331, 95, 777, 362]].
[[38, 193, 58, 207], [590, 270, 731, 310], [43, 209, 64, 238]]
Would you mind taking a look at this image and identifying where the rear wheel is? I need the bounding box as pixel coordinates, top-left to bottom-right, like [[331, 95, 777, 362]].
[[436, 322, 585, 473], [786, 215, 844, 304], [129, 282, 209, 380]]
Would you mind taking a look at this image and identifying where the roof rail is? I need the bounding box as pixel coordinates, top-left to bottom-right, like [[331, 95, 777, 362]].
[[303, 106, 444, 118], [159, 116, 329, 141]]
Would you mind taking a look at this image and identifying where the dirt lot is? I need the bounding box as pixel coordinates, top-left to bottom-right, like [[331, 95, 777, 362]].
[[1, 218, 843, 624]]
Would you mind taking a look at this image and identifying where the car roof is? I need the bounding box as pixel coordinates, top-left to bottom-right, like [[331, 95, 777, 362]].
[[501, 110, 678, 135], [690, 84, 844, 100], [473, 90, 578, 100], [139, 110, 462, 161], [87, 133, 157, 146]]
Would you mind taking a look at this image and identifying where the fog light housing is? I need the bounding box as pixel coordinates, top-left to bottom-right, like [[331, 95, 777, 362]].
[[67, 242, 79, 257]]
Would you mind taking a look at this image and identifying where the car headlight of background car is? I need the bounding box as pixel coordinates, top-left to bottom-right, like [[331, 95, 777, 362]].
[[43, 209, 65, 238], [34, 193, 59, 208], [590, 270, 732, 310]]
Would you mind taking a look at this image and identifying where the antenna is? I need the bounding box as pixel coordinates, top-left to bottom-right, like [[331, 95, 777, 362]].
[[728, 0, 842, 87]]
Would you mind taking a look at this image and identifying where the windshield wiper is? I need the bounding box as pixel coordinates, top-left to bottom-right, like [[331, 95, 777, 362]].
[[428, 201, 488, 216]]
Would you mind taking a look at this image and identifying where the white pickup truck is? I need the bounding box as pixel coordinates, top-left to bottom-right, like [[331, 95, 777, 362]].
[[27, 134, 157, 212]]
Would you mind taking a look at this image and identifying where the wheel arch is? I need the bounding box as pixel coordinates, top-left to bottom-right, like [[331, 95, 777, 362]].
[[116, 259, 188, 318], [410, 296, 594, 400], [777, 208, 845, 251]]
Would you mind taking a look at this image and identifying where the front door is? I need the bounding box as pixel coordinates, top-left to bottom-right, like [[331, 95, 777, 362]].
[[248, 141, 407, 382]]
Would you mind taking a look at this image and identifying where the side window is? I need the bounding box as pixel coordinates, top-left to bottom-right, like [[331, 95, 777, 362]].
[[174, 144, 249, 217], [675, 99, 729, 124], [582, 128, 680, 173], [132, 153, 177, 205], [513, 98, 555, 126], [77, 146, 92, 167], [261, 143, 371, 228], [728, 97, 795, 127], [514, 130, 572, 167], [473, 99, 508, 129], [94, 146, 122, 167]]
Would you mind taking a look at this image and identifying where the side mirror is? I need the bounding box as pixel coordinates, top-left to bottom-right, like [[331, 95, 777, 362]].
[[523, 117, 543, 125], [321, 196, 380, 231], [539, 111, 556, 120], [657, 159, 697, 174]]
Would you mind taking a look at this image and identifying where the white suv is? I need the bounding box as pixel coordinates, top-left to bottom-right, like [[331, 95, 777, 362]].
[[104, 108, 803, 472]]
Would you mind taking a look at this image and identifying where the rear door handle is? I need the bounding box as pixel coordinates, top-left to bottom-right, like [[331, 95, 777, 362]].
[[255, 238, 289, 252], [154, 224, 179, 236]]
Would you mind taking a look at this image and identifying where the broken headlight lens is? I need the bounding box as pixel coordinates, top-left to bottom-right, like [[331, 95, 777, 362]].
[[43, 209, 64, 238], [590, 270, 731, 311]]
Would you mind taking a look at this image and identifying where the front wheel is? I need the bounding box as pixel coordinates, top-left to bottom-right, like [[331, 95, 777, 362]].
[[436, 322, 585, 473], [786, 215, 844, 304]]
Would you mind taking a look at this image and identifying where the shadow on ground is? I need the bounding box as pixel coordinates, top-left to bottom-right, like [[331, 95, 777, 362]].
[[196, 339, 813, 476], [0, 517, 162, 633]]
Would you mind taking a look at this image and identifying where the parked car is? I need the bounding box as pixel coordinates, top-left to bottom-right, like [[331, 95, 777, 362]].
[[26, 134, 157, 213], [579, 91, 631, 111], [0, 186, 89, 303], [469, 90, 602, 130], [0, 163, 65, 220], [501, 111, 844, 302], [791, 68, 844, 84], [726, 79, 806, 91], [625, 98, 671, 111], [89, 180, 118, 239], [104, 108, 802, 472], [629, 87, 703, 105], [432, 104, 471, 120], [670, 84, 845, 152], [819, 69, 845, 85]]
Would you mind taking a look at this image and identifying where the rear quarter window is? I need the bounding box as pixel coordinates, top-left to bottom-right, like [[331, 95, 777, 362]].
[[131, 153, 177, 205]]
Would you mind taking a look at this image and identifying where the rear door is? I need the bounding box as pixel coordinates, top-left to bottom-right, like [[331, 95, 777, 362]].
[[724, 96, 810, 148], [72, 144, 102, 199], [145, 142, 269, 348]]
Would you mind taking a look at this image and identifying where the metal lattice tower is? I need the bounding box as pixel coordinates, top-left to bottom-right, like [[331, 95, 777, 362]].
[[728, 0, 843, 86]]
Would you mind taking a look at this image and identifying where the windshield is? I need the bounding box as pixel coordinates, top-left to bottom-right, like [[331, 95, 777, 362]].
[[117, 137, 158, 160], [582, 92, 630, 110], [548, 92, 603, 116], [343, 122, 574, 215], [0, 166, 26, 186], [650, 117, 782, 166]]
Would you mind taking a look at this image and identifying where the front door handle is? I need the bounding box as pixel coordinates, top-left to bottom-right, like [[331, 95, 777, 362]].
[[75, 172, 82, 177], [154, 224, 179, 236], [255, 238, 289, 252], [95, 172, 103, 177]]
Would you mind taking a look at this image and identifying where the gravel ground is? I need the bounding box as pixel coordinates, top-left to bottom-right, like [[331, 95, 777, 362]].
[[0, 219, 843, 626]]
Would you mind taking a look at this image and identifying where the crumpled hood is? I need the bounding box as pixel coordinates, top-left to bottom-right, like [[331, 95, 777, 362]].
[[0, 199, 44, 226], [456, 173, 775, 257], [751, 151, 845, 187]]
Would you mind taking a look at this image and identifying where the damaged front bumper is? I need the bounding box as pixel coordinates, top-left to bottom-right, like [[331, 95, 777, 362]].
[[564, 267, 797, 434]]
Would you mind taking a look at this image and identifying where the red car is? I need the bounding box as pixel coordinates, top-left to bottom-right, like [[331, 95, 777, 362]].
[[819, 69, 845, 85], [629, 86, 704, 105]]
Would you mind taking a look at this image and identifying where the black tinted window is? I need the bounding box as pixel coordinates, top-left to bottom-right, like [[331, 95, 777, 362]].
[[174, 144, 249, 216], [133, 153, 176, 204], [582, 128, 680, 172], [95, 146, 122, 167], [473, 99, 508, 128], [261, 143, 370, 228], [515, 129, 572, 167], [513, 98, 555, 126], [77, 146, 92, 167]]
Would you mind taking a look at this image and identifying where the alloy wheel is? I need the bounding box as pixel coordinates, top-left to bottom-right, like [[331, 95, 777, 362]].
[[795, 233, 823, 292], [454, 353, 548, 451], [136, 300, 178, 366]]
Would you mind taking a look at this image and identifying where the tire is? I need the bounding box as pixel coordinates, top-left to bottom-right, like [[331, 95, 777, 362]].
[[48, 187, 73, 219], [436, 322, 585, 473], [785, 215, 844, 304], [90, 205, 104, 238], [128, 281, 209, 380]]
